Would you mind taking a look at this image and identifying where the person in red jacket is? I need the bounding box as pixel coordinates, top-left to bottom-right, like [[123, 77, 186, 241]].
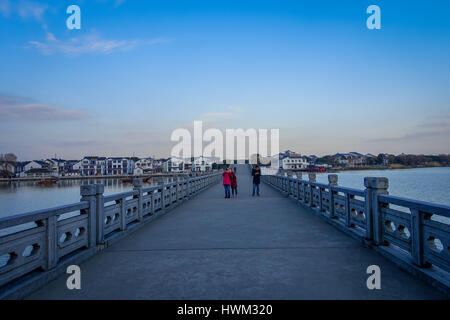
[[222, 167, 231, 198], [229, 168, 238, 198]]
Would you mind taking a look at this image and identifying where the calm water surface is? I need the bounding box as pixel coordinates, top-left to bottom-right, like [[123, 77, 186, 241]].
[[0, 177, 170, 219], [314, 167, 450, 207]]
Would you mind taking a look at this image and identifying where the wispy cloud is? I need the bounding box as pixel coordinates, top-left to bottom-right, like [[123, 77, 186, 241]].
[[0, 0, 47, 21], [0, 104, 91, 121], [28, 31, 170, 56], [367, 110, 450, 143], [0, 94, 31, 107], [200, 105, 244, 122]]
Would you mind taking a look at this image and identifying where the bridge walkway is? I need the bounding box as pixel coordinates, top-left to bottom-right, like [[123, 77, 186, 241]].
[[27, 165, 446, 299]]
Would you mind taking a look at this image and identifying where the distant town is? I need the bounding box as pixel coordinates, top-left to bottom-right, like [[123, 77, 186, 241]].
[[0, 150, 449, 179]]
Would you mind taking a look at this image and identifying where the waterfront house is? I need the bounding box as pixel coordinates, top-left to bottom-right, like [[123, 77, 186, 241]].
[[135, 158, 153, 170], [190, 156, 219, 172], [334, 152, 365, 167], [105, 157, 135, 175], [25, 168, 53, 178], [22, 160, 46, 172], [163, 157, 185, 173], [81, 156, 106, 176], [281, 155, 309, 170], [61, 160, 81, 176]]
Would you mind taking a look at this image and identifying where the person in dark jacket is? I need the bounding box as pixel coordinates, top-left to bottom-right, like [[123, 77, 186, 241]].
[[251, 165, 261, 196], [229, 168, 237, 198]]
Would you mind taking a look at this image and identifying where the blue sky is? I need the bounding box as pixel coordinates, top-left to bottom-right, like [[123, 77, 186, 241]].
[[0, 0, 449, 160]]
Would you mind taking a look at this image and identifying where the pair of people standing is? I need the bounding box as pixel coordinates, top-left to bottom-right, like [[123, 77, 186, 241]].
[[222, 167, 238, 198]]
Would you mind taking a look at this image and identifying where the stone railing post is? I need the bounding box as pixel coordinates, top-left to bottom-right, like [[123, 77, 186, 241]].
[[364, 177, 389, 244], [160, 185, 166, 212], [95, 184, 105, 244], [187, 178, 191, 197], [43, 215, 57, 271], [287, 172, 293, 197], [119, 194, 127, 231], [133, 178, 143, 222], [80, 184, 97, 248], [295, 173, 302, 202], [328, 174, 338, 218], [308, 173, 316, 207], [411, 208, 426, 267]]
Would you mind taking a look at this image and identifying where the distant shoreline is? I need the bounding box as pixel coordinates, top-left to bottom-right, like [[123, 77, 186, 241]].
[[328, 164, 450, 173]]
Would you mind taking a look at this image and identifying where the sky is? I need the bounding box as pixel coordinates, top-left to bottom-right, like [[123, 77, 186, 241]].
[[0, 0, 449, 160]]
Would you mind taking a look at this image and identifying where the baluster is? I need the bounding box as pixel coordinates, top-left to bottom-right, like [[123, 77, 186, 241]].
[[81, 184, 97, 248], [364, 177, 389, 244], [328, 174, 338, 218], [308, 173, 316, 207], [120, 195, 127, 231], [411, 208, 426, 267], [160, 185, 166, 211], [95, 184, 105, 244], [44, 215, 57, 270], [133, 178, 143, 222], [345, 192, 354, 227]]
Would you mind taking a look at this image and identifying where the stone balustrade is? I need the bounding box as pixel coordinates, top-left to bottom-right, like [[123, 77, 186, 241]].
[[262, 173, 450, 290], [0, 173, 220, 297]]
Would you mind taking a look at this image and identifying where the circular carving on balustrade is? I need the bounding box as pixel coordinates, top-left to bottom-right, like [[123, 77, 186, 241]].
[[114, 213, 120, 221], [396, 225, 411, 239], [427, 236, 443, 252], [350, 208, 357, 217], [385, 220, 396, 232], [74, 227, 86, 238], [358, 211, 366, 221], [59, 232, 72, 243], [133, 206, 137, 212], [0, 252, 18, 268], [105, 216, 112, 225], [22, 244, 40, 257]]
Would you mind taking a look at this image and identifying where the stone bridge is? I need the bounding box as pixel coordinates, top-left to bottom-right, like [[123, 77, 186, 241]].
[[0, 165, 449, 299]]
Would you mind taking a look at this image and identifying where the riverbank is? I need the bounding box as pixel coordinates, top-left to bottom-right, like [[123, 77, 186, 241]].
[[329, 163, 450, 172]]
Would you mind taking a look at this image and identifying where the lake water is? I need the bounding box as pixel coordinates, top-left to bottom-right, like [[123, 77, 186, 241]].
[[0, 167, 449, 219], [314, 167, 450, 207], [0, 177, 171, 219]]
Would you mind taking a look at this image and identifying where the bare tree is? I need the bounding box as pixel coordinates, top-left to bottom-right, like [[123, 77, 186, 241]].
[[0, 153, 17, 175]]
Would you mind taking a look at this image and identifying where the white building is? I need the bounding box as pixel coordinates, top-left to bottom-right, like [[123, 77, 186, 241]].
[[190, 156, 219, 172], [23, 160, 45, 172], [106, 157, 135, 175], [81, 157, 106, 176], [281, 155, 309, 170], [163, 157, 185, 173], [135, 158, 153, 170]]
